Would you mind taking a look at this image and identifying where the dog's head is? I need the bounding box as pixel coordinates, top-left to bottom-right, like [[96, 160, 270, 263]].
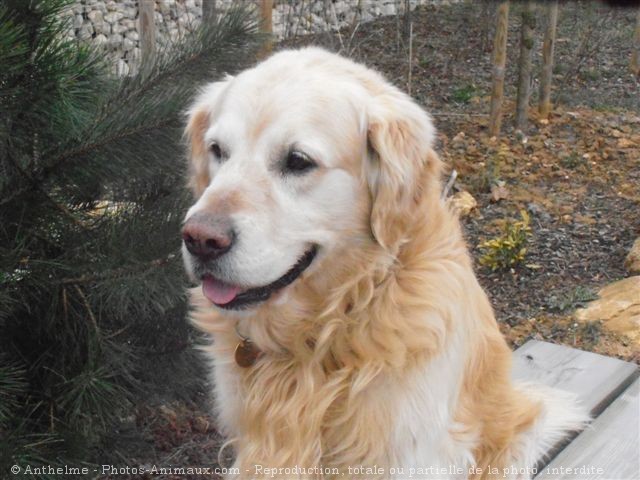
[[182, 48, 441, 311]]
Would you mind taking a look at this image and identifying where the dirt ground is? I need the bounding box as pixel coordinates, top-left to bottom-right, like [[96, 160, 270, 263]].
[[106, 2, 640, 478]]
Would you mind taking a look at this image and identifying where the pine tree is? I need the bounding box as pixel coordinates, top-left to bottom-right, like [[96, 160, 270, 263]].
[[0, 0, 259, 473]]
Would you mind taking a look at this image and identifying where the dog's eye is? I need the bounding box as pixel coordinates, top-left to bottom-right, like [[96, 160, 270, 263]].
[[284, 151, 316, 174], [210, 142, 223, 159]]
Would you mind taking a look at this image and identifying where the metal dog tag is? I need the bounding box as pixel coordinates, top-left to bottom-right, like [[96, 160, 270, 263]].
[[234, 339, 262, 368]]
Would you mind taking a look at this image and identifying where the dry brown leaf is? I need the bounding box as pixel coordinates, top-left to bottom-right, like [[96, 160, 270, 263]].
[[575, 214, 597, 225], [610, 129, 623, 138], [617, 138, 635, 149], [490, 184, 509, 202]]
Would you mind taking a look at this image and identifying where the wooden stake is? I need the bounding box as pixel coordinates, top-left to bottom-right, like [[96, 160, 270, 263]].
[[489, 2, 509, 137], [139, 0, 156, 72], [259, 0, 274, 58], [539, 1, 559, 119], [407, 21, 413, 95], [515, 0, 535, 132], [631, 8, 640, 77]]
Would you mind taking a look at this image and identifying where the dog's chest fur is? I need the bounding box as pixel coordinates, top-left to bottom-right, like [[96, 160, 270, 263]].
[[203, 310, 476, 479]]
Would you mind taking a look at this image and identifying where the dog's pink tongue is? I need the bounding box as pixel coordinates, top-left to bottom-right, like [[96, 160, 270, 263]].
[[202, 276, 241, 305]]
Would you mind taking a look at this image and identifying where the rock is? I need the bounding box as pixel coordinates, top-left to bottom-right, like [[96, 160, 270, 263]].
[[625, 238, 640, 273], [111, 23, 127, 35], [78, 22, 94, 40], [575, 276, 640, 346], [74, 14, 84, 29], [87, 9, 103, 24], [94, 34, 108, 46], [87, 10, 107, 34], [382, 3, 396, 15], [158, 0, 171, 15], [116, 59, 129, 76], [107, 33, 123, 49], [123, 7, 137, 19], [125, 30, 139, 41], [448, 191, 477, 217], [122, 19, 136, 30], [104, 11, 124, 23], [122, 37, 135, 51], [527, 202, 551, 223]]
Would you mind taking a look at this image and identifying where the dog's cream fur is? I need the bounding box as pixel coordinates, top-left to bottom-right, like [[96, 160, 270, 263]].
[[183, 48, 587, 479]]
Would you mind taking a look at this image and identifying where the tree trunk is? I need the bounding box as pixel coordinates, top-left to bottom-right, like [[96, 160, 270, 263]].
[[515, 1, 536, 132], [203, 0, 217, 24], [139, 0, 156, 72], [632, 9, 640, 76], [259, 0, 274, 58], [489, 2, 510, 137], [539, 1, 559, 119]]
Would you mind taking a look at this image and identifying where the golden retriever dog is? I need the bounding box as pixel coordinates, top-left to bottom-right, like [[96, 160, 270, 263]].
[[182, 48, 586, 479]]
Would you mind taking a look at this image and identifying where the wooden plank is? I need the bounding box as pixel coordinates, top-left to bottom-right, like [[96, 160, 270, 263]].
[[512, 340, 639, 472], [139, 0, 156, 72], [535, 379, 640, 480], [512, 340, 639, 417]]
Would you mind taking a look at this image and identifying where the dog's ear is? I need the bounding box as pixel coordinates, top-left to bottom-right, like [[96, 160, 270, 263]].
[[184, 78, 232, 198], [366, 90, 442, 252]]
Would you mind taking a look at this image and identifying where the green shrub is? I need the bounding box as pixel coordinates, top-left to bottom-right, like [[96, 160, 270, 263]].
[[0, 0, 259, 473], [452, 84, 478, 104], [479, 210, 532, 271]]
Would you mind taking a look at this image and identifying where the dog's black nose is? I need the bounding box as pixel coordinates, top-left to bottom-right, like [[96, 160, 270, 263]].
[[182, 214, 235, 261]]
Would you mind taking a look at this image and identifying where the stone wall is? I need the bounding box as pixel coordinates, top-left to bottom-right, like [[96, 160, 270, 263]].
[[61, 0, 451, 75]]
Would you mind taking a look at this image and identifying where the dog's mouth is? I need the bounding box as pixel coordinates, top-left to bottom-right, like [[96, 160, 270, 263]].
[[201, 245, 318, 310]]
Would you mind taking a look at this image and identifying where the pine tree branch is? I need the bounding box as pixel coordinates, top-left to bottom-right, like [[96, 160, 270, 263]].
[[61, 287, 69, 322], [59, 253, 177, 285], [104, 325, 130, 340], [73, 285, 99, 337], [2, 9, 259, 207], [0, 117, 177, 207], [43, 118, 177, 187], [5, 152, 87, 229]]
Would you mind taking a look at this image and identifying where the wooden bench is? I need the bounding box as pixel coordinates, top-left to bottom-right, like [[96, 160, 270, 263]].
[[512, 340, 639, 479]]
